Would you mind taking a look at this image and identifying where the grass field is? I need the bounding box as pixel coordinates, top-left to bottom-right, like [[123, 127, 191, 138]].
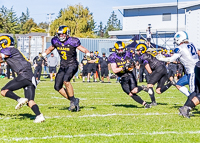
[[0, 77, 200, 143]]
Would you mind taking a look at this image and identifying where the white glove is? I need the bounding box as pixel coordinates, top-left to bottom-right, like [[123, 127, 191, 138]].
[[156, 54, 163, 60], [42, 53, 47, 57], [86, 52, 90, 60]]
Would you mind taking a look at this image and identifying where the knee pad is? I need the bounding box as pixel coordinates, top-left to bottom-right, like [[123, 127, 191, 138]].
[[54, 85, 62, 91]]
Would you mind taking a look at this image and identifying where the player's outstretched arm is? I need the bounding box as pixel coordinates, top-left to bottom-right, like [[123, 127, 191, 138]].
[[156, 53, 180, 62], [77, 45, 89, 54], [42, 46, 55, 57], [110, 63, 123, 74]]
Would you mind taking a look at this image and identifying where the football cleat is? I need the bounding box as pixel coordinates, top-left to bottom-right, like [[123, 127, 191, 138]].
[[34, 114, 45, 123], [68, 98, 80, 112], [144, 103, 151, 109], [179, 106, 191, 118], [150, 101, 157, 106], [15, 98, 28, 110], [142, 85, 149, 92]]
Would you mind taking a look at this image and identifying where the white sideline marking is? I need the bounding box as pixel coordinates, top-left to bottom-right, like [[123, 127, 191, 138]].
[[0, 113, 176, 120], [45, 112, 176, 119], [2, 131, 200, 141]]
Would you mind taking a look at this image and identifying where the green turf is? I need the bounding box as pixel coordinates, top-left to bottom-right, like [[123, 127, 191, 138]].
[[0, 77, 199, 143]]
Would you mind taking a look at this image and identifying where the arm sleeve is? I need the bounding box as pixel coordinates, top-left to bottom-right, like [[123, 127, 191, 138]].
[[159, 53, 181, 62]]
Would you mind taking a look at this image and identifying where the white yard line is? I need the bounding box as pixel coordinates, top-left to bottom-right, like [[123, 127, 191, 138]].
[[1, 130, 200, 141], [0, 112, 177, 120]]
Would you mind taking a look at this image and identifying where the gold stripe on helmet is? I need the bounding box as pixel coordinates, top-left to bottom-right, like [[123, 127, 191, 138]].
[[63, 27, 69, 34], [0, 36, 11, 48], [115, 43, 119, 49]]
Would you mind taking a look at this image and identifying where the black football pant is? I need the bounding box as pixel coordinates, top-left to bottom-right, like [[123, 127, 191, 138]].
[[34, 65, 42, 80], [1, 75, 35, 101], [120, 73, 137, 94]]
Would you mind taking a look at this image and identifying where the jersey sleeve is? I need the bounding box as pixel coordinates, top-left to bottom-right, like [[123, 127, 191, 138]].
[[108, 53, 116, 63], [51, 37, 57, 47], [1, 48, 12, 56], [68, 37, 81, 47]]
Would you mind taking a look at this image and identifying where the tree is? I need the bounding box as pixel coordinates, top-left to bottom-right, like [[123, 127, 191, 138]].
[[19, 8, 30, 29], [20, 18, 38, 34], [49, 4, 96, 38], [97, 21, 104, 37], [38, 22, 49, 30], [31, 27, 46, 33], [104, 11, 122, 38], [0, 6, 20, 34]]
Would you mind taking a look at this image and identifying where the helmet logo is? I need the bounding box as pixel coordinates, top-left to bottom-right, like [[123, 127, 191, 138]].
[[0, 36, 11, 48], [176, 34, 180, 38]]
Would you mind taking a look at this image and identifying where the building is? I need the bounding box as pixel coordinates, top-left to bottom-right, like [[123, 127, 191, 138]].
[[109, 1, 200, 49]]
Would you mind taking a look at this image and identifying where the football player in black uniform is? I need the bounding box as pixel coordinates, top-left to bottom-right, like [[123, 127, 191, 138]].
[[179, 61, 200, 118], [42, 26, 90, 112], [94, 51, 101, 81], [0, 35, 44, 123], [81, 55, 88, 82], [87, 51, 97, 82], [108, 41, 150, 108], [99, 53, 110, 83], [138, 46, 175, 106], [33, 52, 46, 83]]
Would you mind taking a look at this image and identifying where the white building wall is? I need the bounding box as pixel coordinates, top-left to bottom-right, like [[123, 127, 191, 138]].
[[123, 7, 186, 31], [186, 8, 200, 49]]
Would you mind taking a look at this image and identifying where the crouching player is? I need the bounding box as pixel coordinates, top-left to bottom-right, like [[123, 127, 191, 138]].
[[0, 35, 44, 123], [108, 41, 150, 108]]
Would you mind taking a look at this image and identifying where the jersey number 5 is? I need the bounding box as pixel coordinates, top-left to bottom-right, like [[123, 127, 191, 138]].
[[187, 44, 197, 56], [61, 51, 67, 60]]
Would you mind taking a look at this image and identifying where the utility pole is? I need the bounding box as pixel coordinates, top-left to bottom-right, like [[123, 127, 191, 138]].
[[47, 13, 55, 36], [177, 0, 178, 32]]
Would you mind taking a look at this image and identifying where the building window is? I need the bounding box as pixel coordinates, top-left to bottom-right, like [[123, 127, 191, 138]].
[[162, 13, 171, 21]]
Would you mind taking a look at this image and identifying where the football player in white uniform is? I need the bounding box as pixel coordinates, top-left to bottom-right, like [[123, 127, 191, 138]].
[[157, 31, 199, 97]]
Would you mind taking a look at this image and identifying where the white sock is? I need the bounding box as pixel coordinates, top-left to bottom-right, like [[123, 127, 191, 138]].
[[83, 77, 85, 81], [179, 86, 190, 96]]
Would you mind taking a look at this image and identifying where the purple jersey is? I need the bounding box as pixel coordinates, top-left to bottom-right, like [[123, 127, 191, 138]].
[[140, 53, 163, 71], [1, 48, 33, 81], [51, 36, 81, 67], [108, 51, 133, 77]]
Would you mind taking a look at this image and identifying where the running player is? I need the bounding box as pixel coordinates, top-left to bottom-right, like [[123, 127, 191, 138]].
[[42, 26, 90, 112], [108, 41, 150, 108], [0, 35, 44, 123], [157, 31, 199, 97]]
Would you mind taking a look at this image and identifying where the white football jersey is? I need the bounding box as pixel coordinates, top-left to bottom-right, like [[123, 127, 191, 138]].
[[174, 42, 199, 74]]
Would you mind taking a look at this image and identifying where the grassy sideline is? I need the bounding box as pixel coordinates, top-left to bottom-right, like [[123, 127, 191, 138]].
[[0, 77, 199, 142]]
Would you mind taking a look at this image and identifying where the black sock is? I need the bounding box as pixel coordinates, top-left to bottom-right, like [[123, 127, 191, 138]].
[[184, 98, 195, 108], [69, 96, 76, 102], [131, 94, 144, 105], [160, 82, 172, 93], [31, 104, 41, 116], [5, 90, 20, 101], [149, 87, 155, 102], [137, 86, 143, 93]]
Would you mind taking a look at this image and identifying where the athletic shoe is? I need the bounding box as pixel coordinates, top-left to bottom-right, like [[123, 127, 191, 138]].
[[150, 101, 157, 106], [68, 98, 80, 112], [15, 98, 28, 110], [34, 114, 45, 123], [101, 81, 104, 83], [144, 103, 151, 108], [179, 106, 191, 118]]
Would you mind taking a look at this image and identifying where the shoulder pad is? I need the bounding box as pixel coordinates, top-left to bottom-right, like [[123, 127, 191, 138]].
[[174, 48, 180, 53], [108, 53, 116, 63], [68, 37, 81, 47]]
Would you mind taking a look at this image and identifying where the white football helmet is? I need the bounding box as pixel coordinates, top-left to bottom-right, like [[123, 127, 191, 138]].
[[174, 31, 189, 45]]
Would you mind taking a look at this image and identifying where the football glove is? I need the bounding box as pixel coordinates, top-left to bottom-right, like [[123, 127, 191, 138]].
[[123, 63, 132, 72]]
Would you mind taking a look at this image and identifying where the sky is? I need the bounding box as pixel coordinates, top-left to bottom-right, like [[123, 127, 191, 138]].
[[0, 0, 197, 28]]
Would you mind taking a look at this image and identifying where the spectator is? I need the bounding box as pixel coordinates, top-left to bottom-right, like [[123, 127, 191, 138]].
[[33, 52, 46, 82], [99, 53, 110, 83], [146, 24, 152, 48], [48, 53, 58, 81]]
